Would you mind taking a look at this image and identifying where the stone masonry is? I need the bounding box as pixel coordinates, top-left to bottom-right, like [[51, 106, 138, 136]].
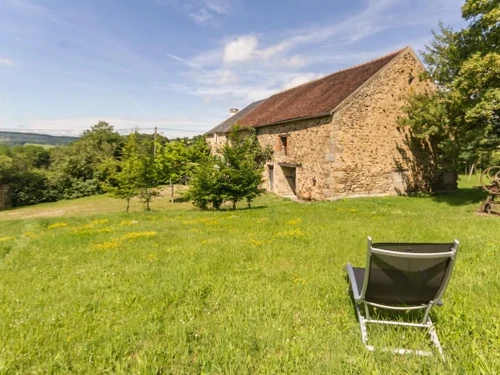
[[260, 50, 435, 200], [207, 47, 439, 200]]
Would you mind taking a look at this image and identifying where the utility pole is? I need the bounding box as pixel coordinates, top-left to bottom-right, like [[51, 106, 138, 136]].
[[153, 126, 157, 156]]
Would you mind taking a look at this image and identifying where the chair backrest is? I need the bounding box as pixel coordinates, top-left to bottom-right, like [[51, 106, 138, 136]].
[[361, 238, 458, 306]]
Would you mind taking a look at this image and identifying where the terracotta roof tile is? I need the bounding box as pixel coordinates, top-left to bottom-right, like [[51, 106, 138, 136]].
[[240, 48, 405, 128]]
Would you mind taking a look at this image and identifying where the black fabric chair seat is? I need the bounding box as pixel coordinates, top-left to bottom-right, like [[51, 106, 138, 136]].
[[352, 267, 442, 306]]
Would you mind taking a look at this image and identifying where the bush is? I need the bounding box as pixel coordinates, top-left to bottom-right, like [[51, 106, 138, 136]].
[[187, 127, 272, 210]]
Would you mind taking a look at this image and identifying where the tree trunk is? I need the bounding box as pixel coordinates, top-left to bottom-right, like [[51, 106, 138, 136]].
[[126, 198, 130, 212]]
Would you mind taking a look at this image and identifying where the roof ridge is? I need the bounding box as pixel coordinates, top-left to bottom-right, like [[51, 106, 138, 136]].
[[270, 47, 408, 98], [205, 98, 267, 135]]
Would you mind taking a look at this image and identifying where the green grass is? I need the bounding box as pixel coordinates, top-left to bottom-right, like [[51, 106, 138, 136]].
[[0, 181, 499, 374]]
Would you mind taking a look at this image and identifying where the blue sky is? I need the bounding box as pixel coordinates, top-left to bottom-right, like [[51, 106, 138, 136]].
[[0, 0, 466, 138]]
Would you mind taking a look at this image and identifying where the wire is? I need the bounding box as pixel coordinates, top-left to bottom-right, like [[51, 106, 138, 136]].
[[0, 127, 208, 133]]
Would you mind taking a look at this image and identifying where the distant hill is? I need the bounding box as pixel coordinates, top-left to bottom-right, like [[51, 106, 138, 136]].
[[0, 131, 78, 147]]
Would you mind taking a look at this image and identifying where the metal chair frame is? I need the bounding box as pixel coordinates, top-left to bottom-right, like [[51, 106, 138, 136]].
[[346, 236, 459, 360]]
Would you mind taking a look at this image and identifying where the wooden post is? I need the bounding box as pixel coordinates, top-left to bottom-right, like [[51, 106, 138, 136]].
[[468, 163, 475, 181]]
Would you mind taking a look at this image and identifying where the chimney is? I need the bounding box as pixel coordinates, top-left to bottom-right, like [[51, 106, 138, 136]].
[[229, 108, 239, 117]]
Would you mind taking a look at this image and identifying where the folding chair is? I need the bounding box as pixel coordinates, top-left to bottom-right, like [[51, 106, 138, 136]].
[[345, 236, 459, 360]]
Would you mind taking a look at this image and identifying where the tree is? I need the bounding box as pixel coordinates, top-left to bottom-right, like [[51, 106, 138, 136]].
[[48, 122, 123, 199], [0, 154, 14, 183], [401, 0, 499, 168], [108, 131, 159, 212], [187, 126, 272, 210], [186, 155, 224, 210]]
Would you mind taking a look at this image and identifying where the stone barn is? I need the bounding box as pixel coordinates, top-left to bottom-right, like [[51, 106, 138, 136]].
[[206, 100, 265, 153], [207, 46, 440, 200]]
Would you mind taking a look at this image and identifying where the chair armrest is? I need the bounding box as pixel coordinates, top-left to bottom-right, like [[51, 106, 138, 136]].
[[345, 263, 361, 301]]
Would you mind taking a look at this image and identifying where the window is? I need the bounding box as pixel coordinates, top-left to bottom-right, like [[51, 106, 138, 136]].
[[280, 135, 288, 156]]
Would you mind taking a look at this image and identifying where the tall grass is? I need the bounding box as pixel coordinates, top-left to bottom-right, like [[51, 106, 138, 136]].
[[0, 183, 498, 374]]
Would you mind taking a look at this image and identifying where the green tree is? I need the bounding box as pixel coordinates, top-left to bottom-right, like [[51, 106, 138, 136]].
[[187, 155, 224, 210], [188, 126, 272, 210], [48, 122, 123, 199], [154, 140, 188, 184], [0, 154, 14, 183], [402, 0, 499, 168], [108, 131, 159, 212]]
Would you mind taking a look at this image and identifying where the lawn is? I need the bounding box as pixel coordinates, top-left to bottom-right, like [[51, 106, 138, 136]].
[[0, 181, 498, 374]]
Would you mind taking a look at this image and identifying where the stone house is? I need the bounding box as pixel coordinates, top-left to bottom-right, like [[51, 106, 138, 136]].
[[205, 100, 265, 153], [207, 47, 441, 200]]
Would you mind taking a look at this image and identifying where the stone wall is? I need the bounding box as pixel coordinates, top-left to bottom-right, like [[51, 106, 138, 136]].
[[329, 50, 436, 198], [256, 116, 336, 199], [206, 133, 228, 154], [256, 50, 437, 200]]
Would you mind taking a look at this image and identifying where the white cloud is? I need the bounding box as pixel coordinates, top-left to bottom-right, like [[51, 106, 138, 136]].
[[205, 0, 230, 14], [219, 69, 238, 84], [0, 57, 15, 66], [167, 54, 211, 74], [158, 0, 230, 26], [165, 0, 465, 111], [282, 73, 323, 91], [189, 8, 212, 24], [288, 55, 306, 68], [223, 35, 258, 63], [258, 41, 290, 59]]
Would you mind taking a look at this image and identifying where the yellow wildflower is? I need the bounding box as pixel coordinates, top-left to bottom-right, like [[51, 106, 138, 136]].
[[47, 222, 68, 230], [293, 274, 307, 285], [249, 239, 264, 247], [92, 219, 108, 225], [120, 220, 138, 226], [122, 231, 157, 240], [93, 240, 120, 249], [0, 236, 15, 242], [147, 253, 158, 262], [286, 218, 302, 225], [274, 229, 306, 239]]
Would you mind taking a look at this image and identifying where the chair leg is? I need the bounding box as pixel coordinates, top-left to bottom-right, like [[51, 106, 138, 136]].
[[428, 320, 445, 361], [354, 302, 369, 347], [353, 303, 445, 360]]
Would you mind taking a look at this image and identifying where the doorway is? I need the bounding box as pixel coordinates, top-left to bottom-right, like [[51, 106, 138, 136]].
[[281, 166, 296, 195]]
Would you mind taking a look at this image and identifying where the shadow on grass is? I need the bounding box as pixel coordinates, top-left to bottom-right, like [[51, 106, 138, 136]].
[[405, 188, 486, 207], [430, 188, 486, 207]]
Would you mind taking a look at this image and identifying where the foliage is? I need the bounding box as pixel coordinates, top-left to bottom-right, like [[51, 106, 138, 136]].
[[402, 0, 500, 168], [220, 127, 273, 209], [0, 182, 499, 373], [0, 122, 208, 209], [188, 126, 272, 210], [47, 123, 123, 200], [186, 154, 225, 210], [0, 154, 14, 182], [154, 136, 210, 184], [108, 131, 159, 211], [0, 145, 55, 206]]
